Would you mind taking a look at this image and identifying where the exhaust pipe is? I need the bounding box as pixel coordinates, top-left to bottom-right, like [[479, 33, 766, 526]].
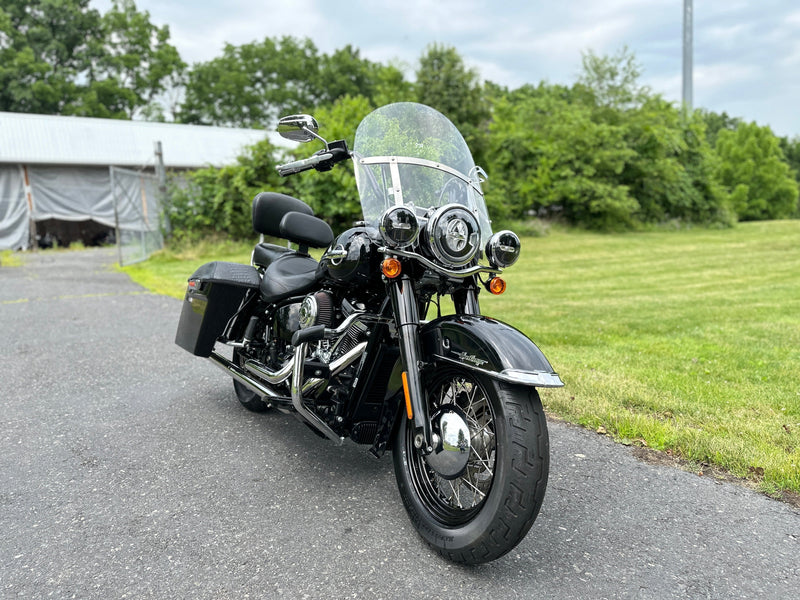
[[244, 357, 293, 385], [208, 351, 282, 401], [210, 341, 368, 445], [291, 343, 344, 445]]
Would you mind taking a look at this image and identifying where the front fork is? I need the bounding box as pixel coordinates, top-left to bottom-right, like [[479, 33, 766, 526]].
[[388, 275, 480, 455]]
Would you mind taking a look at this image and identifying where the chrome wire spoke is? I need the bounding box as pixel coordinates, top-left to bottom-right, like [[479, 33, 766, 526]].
[[469, 448, 494, 474], [466, 412, 493, 438], [457, 476, 487, 500], [462, 381, 478, 416], [437, 383, 449, 408], [447, 479, 464, 509], [429, 468, 463, 510], [412, 370, 498, 519]]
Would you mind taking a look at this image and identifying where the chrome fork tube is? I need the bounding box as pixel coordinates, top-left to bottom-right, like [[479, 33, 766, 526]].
[[389, 275, 433, 454], [453, 278, 481, 315]]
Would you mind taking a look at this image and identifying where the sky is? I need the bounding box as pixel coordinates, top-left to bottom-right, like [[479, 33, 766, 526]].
[[92, 0, 800, 138]]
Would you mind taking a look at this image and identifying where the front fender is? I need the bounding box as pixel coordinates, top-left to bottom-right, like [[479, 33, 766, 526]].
[[419, 315, 564, 388]]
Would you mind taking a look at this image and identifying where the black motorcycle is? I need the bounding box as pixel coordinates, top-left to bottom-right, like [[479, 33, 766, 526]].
[[175, 102, 563, 564]]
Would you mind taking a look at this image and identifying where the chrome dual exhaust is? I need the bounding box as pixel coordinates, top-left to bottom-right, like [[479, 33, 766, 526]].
[[208, 340, 368, 443]]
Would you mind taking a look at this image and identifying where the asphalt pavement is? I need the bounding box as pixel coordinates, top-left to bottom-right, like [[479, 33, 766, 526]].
[[1, 248, 797, 599]]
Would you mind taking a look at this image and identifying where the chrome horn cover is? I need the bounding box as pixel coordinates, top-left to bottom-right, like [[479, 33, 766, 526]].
[[424, 408, 471, 480]]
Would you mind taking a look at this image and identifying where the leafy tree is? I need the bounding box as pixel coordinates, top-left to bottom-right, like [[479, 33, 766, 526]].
[[0, 0, 184, 119], [779, 136, 800, 189], [577, 46, 649, 111], [715, 123, 799, 220], [487, 84, 638, 229], [179, 37, 401, 128], [372, 60, 415, 106], [415, 44, 487, 128], [317, 46, 411, 108], [573, 48, 731, 227], [179, 36, 321, 127], [168, 95, 375, 240], [0, 0, 100, 113], [167, 137, 286, 240], [415, 44, 489, 166], [699, 109, 742, 146], [486, 73, 732, 230], [85, 0, 186, 119], [619, 98, 732, 226]]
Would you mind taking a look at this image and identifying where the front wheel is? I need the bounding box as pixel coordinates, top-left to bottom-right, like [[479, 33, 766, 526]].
[[392, 367, 549, 564]]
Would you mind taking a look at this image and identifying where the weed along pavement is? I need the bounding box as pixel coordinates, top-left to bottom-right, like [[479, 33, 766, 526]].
[[1, 248, 797, 599]]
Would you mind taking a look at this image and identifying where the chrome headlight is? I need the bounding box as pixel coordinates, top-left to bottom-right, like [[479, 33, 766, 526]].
[[485, 230, 521, 268], [425, 204, 480, 267], [379, 205, 419, 248]]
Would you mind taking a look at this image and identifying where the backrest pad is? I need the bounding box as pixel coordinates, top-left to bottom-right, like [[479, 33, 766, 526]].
[[252, 192, 314, 237]]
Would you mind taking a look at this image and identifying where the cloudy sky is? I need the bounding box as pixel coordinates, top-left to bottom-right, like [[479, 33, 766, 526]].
[[93, 0, 800, 137]]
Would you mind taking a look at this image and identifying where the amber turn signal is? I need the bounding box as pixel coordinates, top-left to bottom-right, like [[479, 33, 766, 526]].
[[488, 277, 507, 295], [381, 257, 402, 278]]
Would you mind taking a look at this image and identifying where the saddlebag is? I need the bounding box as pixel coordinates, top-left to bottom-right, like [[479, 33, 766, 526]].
[[174, 261, 260, 357]]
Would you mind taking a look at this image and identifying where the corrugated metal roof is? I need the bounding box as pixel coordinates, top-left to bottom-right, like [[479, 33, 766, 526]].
[[0, 112, 282, 168]]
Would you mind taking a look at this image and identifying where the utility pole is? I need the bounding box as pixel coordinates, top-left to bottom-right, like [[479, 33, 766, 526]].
[[154, 140, 171, 234], [683, 0, 693, 112]]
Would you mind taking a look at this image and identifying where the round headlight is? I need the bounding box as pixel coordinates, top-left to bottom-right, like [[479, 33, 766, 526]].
[[380, 205, 419, 248], [425, 204, 480, 267], [486, 230, 521, 268]]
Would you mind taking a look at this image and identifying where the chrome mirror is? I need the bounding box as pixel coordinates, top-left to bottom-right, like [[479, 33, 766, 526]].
[[277, 114, 321, 143]]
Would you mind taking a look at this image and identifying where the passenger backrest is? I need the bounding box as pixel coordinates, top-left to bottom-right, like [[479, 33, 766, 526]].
[[252, 192, 314, 237]]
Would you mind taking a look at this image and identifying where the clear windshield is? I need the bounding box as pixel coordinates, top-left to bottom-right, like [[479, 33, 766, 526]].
[[353, 103, 492, 246]]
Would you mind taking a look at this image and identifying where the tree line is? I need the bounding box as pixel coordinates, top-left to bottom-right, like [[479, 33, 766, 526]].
[[3, 0, 798, 236]]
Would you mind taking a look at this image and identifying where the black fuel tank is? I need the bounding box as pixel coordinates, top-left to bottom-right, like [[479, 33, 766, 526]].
[[320, 226, 381, 286]]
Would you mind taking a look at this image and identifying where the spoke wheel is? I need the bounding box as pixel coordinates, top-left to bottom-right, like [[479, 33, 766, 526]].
[[408, 374, 496, 525], [393, 366, 549, 564]]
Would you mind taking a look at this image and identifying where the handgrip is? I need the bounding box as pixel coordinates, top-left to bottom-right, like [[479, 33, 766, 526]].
[[277, 152, 333, 176]]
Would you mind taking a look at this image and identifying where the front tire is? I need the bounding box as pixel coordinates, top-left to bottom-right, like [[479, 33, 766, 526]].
[[392, 367, 549, 564]]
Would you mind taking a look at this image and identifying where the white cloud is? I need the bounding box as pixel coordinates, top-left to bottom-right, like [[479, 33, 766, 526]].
[[705, 23, 749, 44], [641, 73, 682, 103], [779, 42, 800, 68], [85, 0, 800, 136], [694, 62, 756, 90], [373, 0, 489, 36]]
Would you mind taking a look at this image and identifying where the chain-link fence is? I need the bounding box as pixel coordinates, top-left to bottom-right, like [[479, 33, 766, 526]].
[[110, 166, 164, 266]]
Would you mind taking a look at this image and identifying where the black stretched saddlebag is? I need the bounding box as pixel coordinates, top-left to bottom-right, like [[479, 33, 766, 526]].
[[174, 261, 260, 357]]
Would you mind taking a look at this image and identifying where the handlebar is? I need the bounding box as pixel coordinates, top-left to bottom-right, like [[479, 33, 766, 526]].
[[276, 153, 333, 176], [276, 141, 351, 177]]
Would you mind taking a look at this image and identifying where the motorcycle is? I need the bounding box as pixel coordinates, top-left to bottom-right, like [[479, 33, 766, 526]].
[[175, 102, 564, 564]]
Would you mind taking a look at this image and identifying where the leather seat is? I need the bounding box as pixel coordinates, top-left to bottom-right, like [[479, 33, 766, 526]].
[[252, 243, 291, 268], [260, 253, 323, 303]]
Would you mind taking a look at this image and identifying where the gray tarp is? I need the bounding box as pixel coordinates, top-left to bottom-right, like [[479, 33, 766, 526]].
[[0, 165, 29, 250], [0, 165, 159, 250], [29, 166, 116, 227]]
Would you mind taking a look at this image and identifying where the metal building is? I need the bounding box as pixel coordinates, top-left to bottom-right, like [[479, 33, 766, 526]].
[[0, 112, 272, 257]]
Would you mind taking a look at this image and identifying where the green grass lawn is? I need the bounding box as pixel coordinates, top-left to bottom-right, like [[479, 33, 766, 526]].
[[123, 221, 800, 497], [120, 238, 258, 300]]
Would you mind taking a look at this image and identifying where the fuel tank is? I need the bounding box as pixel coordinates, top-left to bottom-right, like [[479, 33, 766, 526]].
[[320, 226, 382, 286]]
